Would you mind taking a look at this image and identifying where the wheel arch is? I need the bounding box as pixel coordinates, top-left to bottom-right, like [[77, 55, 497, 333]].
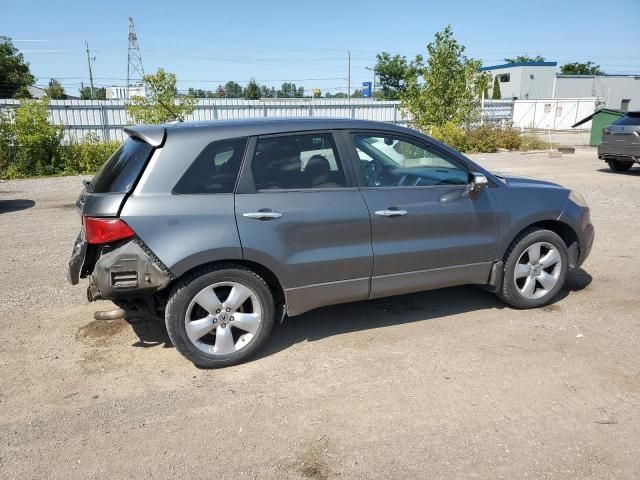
[[165, 259, 286, 312], [501, 219, 580, 267]]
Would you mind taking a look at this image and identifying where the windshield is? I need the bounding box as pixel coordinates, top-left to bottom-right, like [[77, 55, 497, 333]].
[[91, 137, 154, 193], [612, 113, 640, 126]]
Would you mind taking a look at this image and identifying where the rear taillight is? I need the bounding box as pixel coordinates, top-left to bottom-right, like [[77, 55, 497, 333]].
[[602, 128, 610, 136], [84, 217, 135, 245]]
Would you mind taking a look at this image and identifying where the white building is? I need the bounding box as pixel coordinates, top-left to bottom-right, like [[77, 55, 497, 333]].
[[106, 84, 146, 100], [481, 62, 640, 111], [555, 75, 640, 111], [480, 62, 558, 100]]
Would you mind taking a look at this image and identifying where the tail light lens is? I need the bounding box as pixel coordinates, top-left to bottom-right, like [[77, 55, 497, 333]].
[[602, 128, 610, 136], [84, 217, 135, 244]]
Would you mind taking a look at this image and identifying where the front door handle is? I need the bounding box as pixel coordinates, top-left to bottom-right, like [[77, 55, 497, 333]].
[[242, 210, 283, 220], [374, 208, 408, 217]]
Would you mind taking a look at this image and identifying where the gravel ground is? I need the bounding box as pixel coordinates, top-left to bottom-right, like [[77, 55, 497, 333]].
[[1, 148, 639, 479]]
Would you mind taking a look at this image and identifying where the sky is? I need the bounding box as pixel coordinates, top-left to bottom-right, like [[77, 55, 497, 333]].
[[1, 0, 639, 96]]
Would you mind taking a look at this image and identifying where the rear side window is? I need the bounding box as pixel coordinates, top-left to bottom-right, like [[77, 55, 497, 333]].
[[251, 133, 346, 190], [612, 113, 640, 126], [173, 137, 247, 194], [91, 137, 153, 193]]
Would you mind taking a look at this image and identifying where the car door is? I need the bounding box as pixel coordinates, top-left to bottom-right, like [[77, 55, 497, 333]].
[[234, 130, 373, 316], [340, 130, 499, 299]]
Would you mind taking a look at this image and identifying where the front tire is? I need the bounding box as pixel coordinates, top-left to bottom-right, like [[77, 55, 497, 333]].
[[165, 264, 275, 368], [498, 228, 568, 309], [607, 159, 633, 172]]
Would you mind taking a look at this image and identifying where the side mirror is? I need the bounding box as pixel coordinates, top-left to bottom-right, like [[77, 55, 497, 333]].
[[467, 172, 488, 196]]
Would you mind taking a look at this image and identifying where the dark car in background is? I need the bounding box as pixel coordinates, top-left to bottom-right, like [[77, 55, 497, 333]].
[[599, 111, 640, 172], [68, 118, 594, 368]]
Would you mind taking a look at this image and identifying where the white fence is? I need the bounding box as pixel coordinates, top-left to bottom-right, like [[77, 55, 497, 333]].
[[0, 97, 518, 143], [512, 97, 600, 131]]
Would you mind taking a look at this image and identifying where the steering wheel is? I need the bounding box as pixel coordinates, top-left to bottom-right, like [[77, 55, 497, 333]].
[[364, 161, 380, 187]]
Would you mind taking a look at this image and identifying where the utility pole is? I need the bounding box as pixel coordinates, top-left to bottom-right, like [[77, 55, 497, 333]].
[[85, 41, 95, 99], [347, 50, 351, 102]]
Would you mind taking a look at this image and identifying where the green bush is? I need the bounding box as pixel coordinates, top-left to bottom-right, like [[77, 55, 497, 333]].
[[465, 124, 499, 153], [428, 123, 540, 153], [60, 133, 119, 175], [0, 100, 119, 179], [496, 127, 523, 151], [520, 133, 547, 151], [429, 122, 469, 152], [0, 99, 64, 178]]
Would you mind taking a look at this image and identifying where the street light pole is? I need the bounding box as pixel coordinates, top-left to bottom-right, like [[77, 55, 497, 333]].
[[347, 50, 351, 102]]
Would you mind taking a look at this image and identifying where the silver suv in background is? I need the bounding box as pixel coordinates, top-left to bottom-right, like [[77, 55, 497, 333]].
[[68, 118, 594, 368], [599, 111, 640, 172]]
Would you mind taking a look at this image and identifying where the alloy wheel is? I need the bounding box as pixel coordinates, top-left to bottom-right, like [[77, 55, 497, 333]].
[[513, 241, 562, 300], [184, 281, 262, 355]]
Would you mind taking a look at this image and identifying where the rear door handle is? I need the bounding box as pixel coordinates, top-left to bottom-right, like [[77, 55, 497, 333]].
[[242, 210, 283, 220], [374, 208, 408, 217]]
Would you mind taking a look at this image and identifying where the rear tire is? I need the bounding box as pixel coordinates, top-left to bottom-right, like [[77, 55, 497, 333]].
[[165, 264, 275, 368], [607, 159, 633, 172], [497, 228, 568, 309]]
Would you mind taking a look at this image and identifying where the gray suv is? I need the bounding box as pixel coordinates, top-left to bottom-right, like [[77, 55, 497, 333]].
[[68, 118, 594, 367], [599, 111, 640, 172]]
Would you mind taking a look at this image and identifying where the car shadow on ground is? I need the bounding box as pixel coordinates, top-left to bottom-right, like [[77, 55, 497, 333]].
[[119, 268, 593, 361], [257, 267, 593, 360], [597, 168, 640, 176], [0, 199, 35, 214]]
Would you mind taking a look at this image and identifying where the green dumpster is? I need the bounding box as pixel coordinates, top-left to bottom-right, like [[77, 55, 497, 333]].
[[572, 108, 625, 146]]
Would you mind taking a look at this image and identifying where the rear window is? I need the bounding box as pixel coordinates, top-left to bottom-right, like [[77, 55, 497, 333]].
[[173, 137, 247, 194], [612, 113, 640, 126], [91, 137, 153, 193]]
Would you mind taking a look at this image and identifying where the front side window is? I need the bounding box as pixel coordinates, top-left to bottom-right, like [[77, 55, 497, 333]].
[[173, 137, 247, 194], [252, 133, 346, 190], [352, 134, 469, 188]]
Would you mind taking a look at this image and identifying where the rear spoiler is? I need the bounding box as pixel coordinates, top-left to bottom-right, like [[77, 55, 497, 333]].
[[123, 125, 167, 147]]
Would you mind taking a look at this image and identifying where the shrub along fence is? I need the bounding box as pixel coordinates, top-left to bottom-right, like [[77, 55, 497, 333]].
[[0, 98, 515, 144], [0, 98, 537, 180]]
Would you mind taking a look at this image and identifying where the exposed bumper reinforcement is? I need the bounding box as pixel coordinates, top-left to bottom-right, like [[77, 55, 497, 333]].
[[87, 240, 172, 301]]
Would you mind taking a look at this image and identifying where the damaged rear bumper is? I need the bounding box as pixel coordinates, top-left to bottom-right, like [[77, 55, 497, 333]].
[[84, 240, 173, 302]]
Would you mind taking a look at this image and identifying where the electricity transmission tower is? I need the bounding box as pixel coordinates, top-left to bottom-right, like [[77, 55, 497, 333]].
[[127, 16, 145, 99]]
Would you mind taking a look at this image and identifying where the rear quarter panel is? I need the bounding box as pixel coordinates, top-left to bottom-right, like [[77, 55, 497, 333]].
[[120, 128, 244, 276]]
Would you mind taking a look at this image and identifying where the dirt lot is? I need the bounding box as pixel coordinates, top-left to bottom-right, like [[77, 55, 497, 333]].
[[1, 147, 639, 479]]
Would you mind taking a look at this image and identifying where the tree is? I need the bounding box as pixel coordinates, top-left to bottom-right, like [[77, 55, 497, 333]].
[[401, 26, 483, 130], [224, 81, 243, 98], [46, 79, 66, 99], [491, 75, 501, 99], [244, 78, 261, 99], [504, 55, 546, 64], [277, 82, 304, 98], [79, 86, 106, 99], [126, 68, 197, 124], [187, 88, 210, 98], [0, 99, 63, 177], [260, 85, 276, 98], [374, 52, 423, 100], [0, 36, 35, 99], [560, 61, 603, 75]]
